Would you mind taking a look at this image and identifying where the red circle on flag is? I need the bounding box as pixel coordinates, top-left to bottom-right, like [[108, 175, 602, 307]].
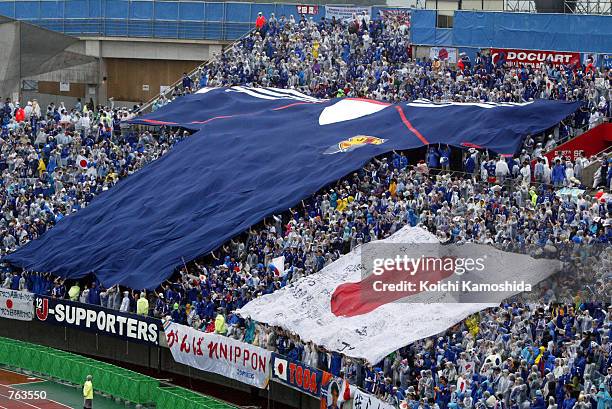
[[438, 48, 448, 60], [278, 362, 283, 374], [5, 299, 13, 309], [80, 159, 88, 168]]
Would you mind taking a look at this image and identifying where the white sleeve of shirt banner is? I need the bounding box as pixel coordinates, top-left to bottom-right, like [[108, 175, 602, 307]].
[[164, 322, 271, 388]]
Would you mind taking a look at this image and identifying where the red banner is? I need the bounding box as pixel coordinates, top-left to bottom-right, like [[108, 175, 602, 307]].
[[545, 123, 612, 163], [490, 48, 580, 67]]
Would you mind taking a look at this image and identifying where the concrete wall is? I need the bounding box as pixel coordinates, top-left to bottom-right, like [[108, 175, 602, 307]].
[[21, 55, 204, 105], [84, 38, 225, 61], [104, 58, 201, 103], [27, 61, 99, 84], [0, 21, 20, 100], [463, 0, 505, 10], [14, 36, 227, 106], [79, 37, 225, 103], [0, 317, 318, 409], [425, 0, 504, 16]]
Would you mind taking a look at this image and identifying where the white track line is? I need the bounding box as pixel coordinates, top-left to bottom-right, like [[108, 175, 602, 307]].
[[0, 392, 41, 409], [7, 380, 47, 386]]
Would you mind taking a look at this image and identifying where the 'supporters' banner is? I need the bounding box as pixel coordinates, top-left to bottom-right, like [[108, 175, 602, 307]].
[[164, 322, 271, 388]]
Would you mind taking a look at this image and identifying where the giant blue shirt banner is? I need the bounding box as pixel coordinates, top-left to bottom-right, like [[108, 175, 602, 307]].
[[4, 87, 579, 290]]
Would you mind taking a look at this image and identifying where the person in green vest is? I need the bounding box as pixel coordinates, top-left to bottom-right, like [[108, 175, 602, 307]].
[[68, 283, 80, 302], [82, 374, 93, 409], [529, 186, 538, 206], [136, 292, 149, 316], [214, 308, 227, 335]]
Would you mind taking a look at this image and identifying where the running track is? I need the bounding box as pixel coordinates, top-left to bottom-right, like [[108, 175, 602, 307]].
[[0, 369, 70, 409]]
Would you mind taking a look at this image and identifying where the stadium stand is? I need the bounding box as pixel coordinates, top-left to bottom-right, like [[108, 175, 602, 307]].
[[0, 4, 609, 409]]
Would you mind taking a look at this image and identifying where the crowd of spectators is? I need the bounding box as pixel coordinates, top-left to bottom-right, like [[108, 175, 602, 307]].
[[0, 97, 187, 255], [156, 11, 610, 117], [0, 11, 610, 409], [7, 150, 610, 408]]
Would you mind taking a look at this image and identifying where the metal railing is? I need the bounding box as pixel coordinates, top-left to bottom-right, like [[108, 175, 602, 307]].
[[564, 0, 612, 14], [505, 0, 612, 13], [22, 18, 253, 41], [504, 0, 537, 13]]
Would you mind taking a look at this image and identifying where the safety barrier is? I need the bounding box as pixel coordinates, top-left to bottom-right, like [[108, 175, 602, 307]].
[[0, 337, 236, 408], [155, 386, 236, 409], [0, 336, 157, 404]]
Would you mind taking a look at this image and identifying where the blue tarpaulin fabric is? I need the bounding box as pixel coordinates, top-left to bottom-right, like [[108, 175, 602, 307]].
[[451, 11, 612, 53], [4, 87, 579, 290]]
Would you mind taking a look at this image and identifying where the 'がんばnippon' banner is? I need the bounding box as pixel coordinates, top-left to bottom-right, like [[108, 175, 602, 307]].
[[0, 288, 34, 321], [164, 321, 271, 388]]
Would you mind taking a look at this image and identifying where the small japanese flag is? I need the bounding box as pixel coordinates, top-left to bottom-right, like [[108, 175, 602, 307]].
[[457, 376, 467, 393], [270, 256, 286, 278], [274, 356, 288, 381], [77, 155, 88, 169]]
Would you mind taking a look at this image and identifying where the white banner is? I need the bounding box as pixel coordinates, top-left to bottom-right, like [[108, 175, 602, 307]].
[[430, 47, 458, 63], [164, 322, 271, 388], [353, 389, 395, 409], [0, 289, 34, 321], [582, 53, 598, 66], [237, 227, 559, 363], [325, 5, 371, 22]]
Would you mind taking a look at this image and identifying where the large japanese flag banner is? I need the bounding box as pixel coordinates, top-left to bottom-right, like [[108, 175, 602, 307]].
[[0, 288, 34, 321], [164, 321, 271, 388], [237, 226, 561, 364]]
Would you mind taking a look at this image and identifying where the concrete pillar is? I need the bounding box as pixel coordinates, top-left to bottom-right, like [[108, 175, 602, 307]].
[[98, 57, 108, 106], [84, 40, 106, 105]]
